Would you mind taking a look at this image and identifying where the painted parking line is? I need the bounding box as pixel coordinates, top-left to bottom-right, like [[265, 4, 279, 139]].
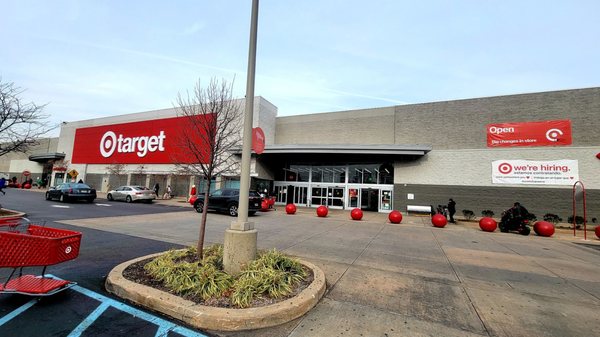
[[50, 205, 71, 208], [95, 203, 112, 207], [0, 275, 208, 337]]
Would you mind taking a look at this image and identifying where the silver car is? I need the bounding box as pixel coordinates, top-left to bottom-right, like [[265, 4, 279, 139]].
[[107, 185, 156, 203]]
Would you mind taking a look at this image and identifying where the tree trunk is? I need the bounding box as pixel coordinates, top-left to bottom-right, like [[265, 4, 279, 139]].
[[197, 182, 211, 260]]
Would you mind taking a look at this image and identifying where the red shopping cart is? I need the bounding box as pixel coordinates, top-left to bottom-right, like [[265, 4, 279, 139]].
[[0, 220, 82, 296]]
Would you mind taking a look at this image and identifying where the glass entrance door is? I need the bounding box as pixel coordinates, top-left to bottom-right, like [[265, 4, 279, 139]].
[[380, 189, 393, 212], [360, 188, 379, 212], [327, 186, 345, 208]]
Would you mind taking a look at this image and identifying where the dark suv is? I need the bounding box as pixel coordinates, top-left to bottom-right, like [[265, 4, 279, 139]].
[[193, 188, 262, 216]]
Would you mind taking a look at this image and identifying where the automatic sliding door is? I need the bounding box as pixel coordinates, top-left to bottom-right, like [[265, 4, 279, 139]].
[[327, 187, 344, 208]]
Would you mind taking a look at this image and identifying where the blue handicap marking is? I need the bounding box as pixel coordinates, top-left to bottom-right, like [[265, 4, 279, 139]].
[[0, 275, 208, 337]]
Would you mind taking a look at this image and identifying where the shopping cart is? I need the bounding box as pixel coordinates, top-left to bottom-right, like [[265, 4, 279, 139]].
[[0, 218, 82, 296]]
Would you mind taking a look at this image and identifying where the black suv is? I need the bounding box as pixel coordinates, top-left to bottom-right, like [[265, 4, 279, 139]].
[[193, 188, 262, 216]]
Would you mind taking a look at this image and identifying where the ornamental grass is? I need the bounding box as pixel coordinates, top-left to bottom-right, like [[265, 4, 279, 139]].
[[144, 245, 308, 308]]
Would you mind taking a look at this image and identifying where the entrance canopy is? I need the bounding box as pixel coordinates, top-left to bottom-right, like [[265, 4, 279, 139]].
[[28, 152, 66, 163], [259, 144, 432, 156]]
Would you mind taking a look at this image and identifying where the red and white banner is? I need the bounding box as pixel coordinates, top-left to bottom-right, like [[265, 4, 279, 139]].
[[72, 115, 214, 164], [492, 160, 579, 185], [487, 120, 572, 147]]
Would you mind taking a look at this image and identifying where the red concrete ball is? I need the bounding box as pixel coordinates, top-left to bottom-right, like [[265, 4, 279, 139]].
[[285, 203, 296, 215], [533, 221, 555, 237], [388, 210, 403, 224], [479, 217, 497, 232], [595, 226, 600, 239], [23, 183, 31, 189], [350, 208, 363, 220], [431, 214, 447, 228], [316, 205, 328, 217]]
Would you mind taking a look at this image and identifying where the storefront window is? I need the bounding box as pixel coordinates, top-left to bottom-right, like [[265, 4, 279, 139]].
[[311, 165, 345, 183]]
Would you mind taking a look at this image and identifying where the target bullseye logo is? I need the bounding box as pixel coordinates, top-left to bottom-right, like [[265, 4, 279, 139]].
[[99, 130, 166, 158], [65, 246, 72, 254], [100, 131, 117, 157], [498, 162, 513, 174], [545, 128, 563, 142]]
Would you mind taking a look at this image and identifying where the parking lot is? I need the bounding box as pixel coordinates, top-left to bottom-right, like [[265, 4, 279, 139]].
[[2, 188, 600, 336]]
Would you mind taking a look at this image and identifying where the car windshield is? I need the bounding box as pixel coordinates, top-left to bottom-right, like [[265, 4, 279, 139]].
[[72, 183, 91, 189], [249, 191, 261, 197]]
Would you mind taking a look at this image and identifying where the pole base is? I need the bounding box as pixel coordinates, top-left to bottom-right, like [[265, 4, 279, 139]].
[[223, 229, 258, 275]]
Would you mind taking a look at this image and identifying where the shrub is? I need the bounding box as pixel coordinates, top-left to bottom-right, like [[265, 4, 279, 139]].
[[462, 209, 475, 220], [524, 213, 537, 222], [593, 217, 597, 224], [481, 210, 494, 217], [567, 215, 585, 225], [144, 246, 308, 308], [543, 213, 562, 224]]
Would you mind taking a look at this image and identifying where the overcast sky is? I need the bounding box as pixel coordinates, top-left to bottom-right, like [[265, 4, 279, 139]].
[[2, 1, 599, 135]]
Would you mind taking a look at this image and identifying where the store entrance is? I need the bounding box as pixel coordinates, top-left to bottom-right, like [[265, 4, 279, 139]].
[[360, 188, 379, 212]]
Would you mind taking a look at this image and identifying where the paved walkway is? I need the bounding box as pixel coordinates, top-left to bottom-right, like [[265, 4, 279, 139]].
[[55, 198, 600, 337]]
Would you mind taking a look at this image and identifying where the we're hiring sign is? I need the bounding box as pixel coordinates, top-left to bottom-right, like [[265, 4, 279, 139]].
[[486, 120, 572, 147], [71, 115, 213, 164]]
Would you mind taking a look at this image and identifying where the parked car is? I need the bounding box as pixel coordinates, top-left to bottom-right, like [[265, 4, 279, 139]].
[[193, 188, 262, 216], [45, 183, 96, 203], [107, 185, 157, 203]]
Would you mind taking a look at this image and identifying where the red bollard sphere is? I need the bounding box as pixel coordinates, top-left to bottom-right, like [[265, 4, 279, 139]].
[[23, 183, 31, 189], [595, 226, 600, 239], [431, 214, 447, 228], [388, 210, 403, 224], [316, 205, 328, 217], [350, 208, 363, 220], [285, 203, 296, 215], [533, 221, 555, 237], [479, 217, 497, 232]]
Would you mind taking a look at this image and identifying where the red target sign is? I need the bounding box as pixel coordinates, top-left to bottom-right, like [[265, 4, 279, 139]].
[[498, 163, 513, 174]]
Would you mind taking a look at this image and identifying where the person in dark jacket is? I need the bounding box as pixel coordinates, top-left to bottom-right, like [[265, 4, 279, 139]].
[[448, 198, 456, 223]]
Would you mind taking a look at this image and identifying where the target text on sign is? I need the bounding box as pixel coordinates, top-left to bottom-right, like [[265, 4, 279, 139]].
[[486, 120, 571, 147], [492, 160, 578, 185]]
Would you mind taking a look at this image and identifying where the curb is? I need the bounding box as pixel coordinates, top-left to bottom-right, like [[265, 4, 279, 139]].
[[105, 252, 326, 331]]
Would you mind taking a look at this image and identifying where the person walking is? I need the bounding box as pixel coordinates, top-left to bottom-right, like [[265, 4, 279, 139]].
[[163, 185, 172, 200], [153, 183, 160, 198], [0, 177, 6, 195], [448, 198, 457, 223]]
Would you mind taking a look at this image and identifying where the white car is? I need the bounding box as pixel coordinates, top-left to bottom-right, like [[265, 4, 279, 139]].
[[107, 185, 156, 203]]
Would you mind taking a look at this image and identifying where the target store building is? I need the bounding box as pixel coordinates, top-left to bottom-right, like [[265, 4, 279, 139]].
[[18, 87, 600, 218]]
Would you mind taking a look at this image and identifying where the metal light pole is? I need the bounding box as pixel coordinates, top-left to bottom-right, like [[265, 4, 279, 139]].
[[223, 0, 259, 274]]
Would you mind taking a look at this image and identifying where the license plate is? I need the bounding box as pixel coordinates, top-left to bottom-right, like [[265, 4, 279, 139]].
[[254, 203, 259, 207], [81, 190, 89, 193]]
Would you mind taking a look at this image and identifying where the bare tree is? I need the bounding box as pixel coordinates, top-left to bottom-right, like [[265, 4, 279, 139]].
[[174, 78, 242, 259], [105, 163, 127, 189], [0, 79, 56, 157]]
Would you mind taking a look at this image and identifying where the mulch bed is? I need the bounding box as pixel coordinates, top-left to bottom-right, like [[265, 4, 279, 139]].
[[122, 257, 314, 308]]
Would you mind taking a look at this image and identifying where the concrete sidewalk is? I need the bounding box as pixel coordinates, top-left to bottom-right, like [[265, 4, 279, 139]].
[[58, 204, 600, 337]]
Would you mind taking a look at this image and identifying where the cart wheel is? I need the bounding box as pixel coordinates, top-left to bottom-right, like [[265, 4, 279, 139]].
[[126, 196, 132, 203], [107, 193, 113, 201], [45, 192, 51, 201], [520, 226, 531, 236]]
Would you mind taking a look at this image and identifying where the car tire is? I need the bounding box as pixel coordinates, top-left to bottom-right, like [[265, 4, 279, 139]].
[[194, 202, 204, 213], [45, 192, 51, 201], [228, 203, 238, 217], [87, 198, 95, 203], [248, 211, 256, 216], [59, 194, 67, 203], [126, 196, 132, 203], [107, 194, 113, 201]]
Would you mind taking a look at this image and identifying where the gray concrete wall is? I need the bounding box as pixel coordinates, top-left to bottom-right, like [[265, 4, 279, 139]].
[[275, 106, 396, 145], [394, 183, 599, 223], [393, 87, 600, 149]]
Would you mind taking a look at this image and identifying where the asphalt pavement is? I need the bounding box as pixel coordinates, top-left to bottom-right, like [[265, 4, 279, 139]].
[[2, 188, 600, 337]]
